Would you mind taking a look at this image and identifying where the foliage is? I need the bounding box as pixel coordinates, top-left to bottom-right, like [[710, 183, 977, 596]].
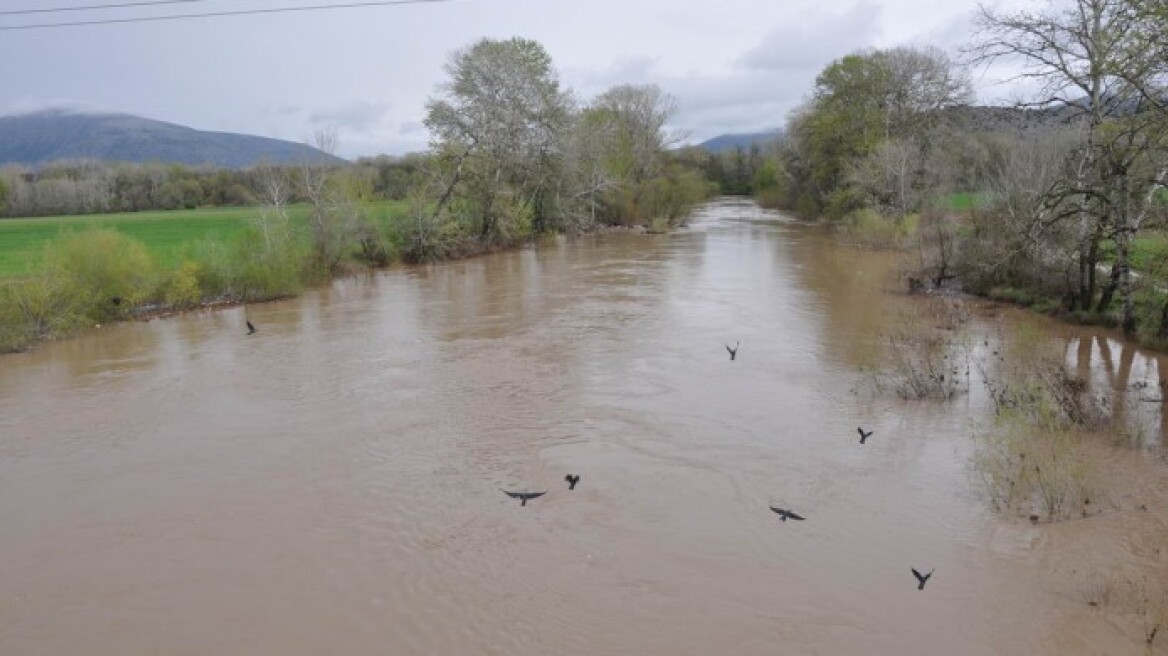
[[772, 47, 970, 218], [425, 37, 572, 243], [162, 260, 203, 309], [42, 227, 160, 321], [838, 208, 918, 248]]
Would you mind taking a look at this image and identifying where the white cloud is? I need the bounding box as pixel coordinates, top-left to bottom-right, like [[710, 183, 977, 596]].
[[0, 0, 1029, 157], [739, 2, 882, 72]]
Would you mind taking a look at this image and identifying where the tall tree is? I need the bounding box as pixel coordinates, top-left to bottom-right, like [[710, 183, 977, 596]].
[[425, 37, 573, 241], [785, 47, 970, 217]]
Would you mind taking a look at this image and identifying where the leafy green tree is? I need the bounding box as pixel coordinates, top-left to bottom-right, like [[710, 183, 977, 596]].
[[782, 47, 970, 218], [425, 37, 573, 241]]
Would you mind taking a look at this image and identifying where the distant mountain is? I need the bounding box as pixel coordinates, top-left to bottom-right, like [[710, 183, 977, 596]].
[[0, 110, 345, 168], [697, 130, 782, 153]]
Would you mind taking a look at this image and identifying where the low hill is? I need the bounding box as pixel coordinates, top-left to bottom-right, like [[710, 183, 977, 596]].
[[0, 110, 344, 168], [698, 130, 782, 153]]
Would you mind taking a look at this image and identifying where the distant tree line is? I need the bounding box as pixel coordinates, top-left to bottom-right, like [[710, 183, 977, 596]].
[[0, 155, 432, 218], [750, 0, 1168, 346], [696, 144, 773, 196]]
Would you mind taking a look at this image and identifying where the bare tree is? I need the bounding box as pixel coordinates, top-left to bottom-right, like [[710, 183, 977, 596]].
[[968, 0, 1168, 332], [252, 160, 292, 255], [294, 128, 365, 272]]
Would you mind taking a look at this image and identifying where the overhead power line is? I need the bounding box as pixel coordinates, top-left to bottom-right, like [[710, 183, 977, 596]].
[[0, 1, 212, 18], [0, 0, 454, 31]]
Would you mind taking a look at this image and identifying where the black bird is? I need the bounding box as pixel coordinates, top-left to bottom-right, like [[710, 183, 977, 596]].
[[565, 474, 580, 490], [110, 296, 123, 306], [246, 320, 257, 335], [911, 567, 934, 590], [501, 489, 547, 507], [726, 341, 740, 361], [857, 427, 874, 444], [769, 506, 805, 522]]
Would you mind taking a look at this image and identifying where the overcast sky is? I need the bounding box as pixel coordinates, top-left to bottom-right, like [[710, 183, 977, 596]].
[[0, 0, 1036, 158]]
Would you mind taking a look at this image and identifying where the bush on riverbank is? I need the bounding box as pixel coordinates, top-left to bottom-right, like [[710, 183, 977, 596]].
[[0, 222, 318, 352], [836, 209, 919, 249]]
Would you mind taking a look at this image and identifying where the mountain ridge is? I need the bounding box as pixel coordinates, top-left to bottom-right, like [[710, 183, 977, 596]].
[[0, 109, 344, 168]]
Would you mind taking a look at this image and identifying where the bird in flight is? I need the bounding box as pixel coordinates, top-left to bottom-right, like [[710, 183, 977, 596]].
[[565, 474, 580, 490], [246, 320, 257, 335], [857, 427, 874, 444], [911, 567, 934, 590], [769, 506, 805, 522], [501, 490, 547, 507], [726, 341, 740, 361]]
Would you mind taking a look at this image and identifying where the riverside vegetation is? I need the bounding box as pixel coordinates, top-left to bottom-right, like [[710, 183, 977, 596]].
[[704, 0, 1168, 352], [728, 2, 1168, 643], [0, 37, 710, 353]]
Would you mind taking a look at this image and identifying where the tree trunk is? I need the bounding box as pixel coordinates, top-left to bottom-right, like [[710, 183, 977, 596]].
[[1157, 298, 1168, 339], [1082, 225, 1101, 312], [1115, 227, 1136, 337], [433, 148, 470, 222], [1096, 262, 1119, 314]]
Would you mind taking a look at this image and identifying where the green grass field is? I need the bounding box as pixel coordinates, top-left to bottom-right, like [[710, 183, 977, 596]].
[[1132, 232, 1168, 271], [0, 202, 408, 278], [946, 192, 992, 212]]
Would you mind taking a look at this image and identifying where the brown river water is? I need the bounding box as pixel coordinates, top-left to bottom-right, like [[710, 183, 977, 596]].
[[2, 198, 1166, 655]]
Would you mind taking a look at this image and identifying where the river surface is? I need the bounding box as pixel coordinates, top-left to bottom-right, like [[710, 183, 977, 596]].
[[2, 198, 1166, 655]]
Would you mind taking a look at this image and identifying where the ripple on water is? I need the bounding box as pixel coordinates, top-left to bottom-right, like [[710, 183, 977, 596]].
[[2, 199, 1167, 655]]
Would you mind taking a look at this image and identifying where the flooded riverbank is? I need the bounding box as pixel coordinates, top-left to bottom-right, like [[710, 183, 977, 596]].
[[1, 198, 1165, 654]]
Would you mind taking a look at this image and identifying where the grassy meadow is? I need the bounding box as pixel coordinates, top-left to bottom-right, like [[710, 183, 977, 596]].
[[0, 200, 412, 352], [0, 202, 408, 278]]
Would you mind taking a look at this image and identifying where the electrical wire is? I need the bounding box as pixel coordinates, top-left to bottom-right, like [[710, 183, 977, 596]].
[[0, 0, 454, 31], [0, 1, 213, 18]]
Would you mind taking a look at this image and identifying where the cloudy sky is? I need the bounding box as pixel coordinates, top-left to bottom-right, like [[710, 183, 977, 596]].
[[0, 0, 1035, 158]]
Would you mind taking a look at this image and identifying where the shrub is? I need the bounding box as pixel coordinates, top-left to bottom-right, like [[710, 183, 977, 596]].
[[972, 415, 1094, 519], [840, 208, 917, 248], [41, 227, 159, 322], [0, 274, 90, 352], [230, 227, 311, 301], [162, 260, 203, 309], [860, 299, 971, 400]]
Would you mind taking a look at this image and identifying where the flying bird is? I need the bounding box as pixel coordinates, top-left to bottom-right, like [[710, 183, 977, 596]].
[[911, 567, 934, 590], [246, 320, 257, 335], [857, 427, 873, 444], [726, 341, 740, 361], [565, 474, 580, 490], [769, 506, 805, 522], [501, 489, 547, 507]]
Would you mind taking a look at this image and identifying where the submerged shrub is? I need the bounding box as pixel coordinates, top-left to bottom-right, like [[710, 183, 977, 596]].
[[973, 415, 1094, 519], [861, 299, 971, 400], [972, 321, 1109, 521]]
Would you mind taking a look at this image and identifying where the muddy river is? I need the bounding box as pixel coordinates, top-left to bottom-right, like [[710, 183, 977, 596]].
[[1, 198, 1166, 655]]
